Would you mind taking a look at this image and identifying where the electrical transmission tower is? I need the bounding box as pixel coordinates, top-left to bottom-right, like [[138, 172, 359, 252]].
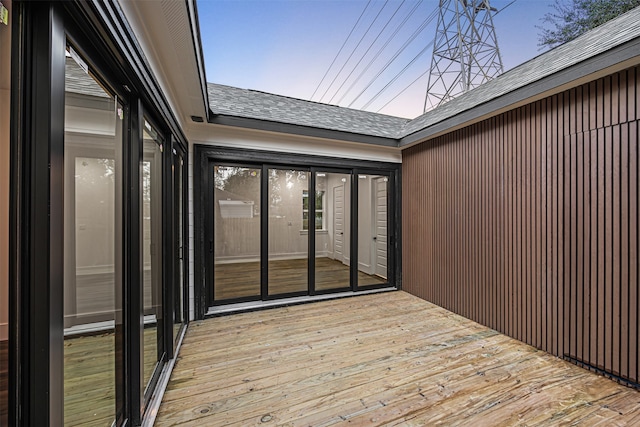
[[423, 0, 503, 112]]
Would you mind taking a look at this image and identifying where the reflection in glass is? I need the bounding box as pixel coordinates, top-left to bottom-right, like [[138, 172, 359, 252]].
[[142, 120, 163, 397], [173, 154, 185, 346], [358, 175, 388, 287], [63, 46, 123, 426], [268, 169, 309, 296], [213, 166, 261, 301], [315, 172, 351, 291]]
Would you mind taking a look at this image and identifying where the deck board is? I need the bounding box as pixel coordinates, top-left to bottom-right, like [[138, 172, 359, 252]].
[[155, 291, 640, 426]]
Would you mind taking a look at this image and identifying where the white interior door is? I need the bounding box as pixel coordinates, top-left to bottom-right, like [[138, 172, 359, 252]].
[[333, 185, 345, 262], [374, 178, 387, 279]]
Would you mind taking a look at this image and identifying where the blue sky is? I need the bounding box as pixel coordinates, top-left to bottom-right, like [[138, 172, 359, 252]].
[[197, 0, 556, 118]]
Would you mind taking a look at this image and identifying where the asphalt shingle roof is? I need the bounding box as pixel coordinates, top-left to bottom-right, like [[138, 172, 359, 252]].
[[207, 84, 408, 139]]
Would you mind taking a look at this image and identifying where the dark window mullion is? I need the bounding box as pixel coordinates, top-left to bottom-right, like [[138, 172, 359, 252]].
[[309, 170, 316, 295], [128, 98, 144, 425], [350, 171, 359, 291], [260, 165, 269, 299]]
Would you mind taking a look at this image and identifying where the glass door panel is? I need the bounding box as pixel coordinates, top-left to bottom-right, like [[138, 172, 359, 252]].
[[357, 174, 388, 287], [63, 44, 124, 426], [213, 166, 262, 301], [173, 150, 186, 347], [142, 119, 164, 399], [268, 169, 309, 296], [0, 2, 11, 423], [315, 172, 351, 291]]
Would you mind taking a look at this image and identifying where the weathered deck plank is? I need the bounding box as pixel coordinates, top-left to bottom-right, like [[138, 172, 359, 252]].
[[155, 291, 640, 426]]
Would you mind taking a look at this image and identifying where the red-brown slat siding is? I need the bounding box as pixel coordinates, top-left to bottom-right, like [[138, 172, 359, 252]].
[[402, 65, 640, 386], [563, 92, 571, 360], [630, 119, 638, 382], [552, 94, 559, 356]]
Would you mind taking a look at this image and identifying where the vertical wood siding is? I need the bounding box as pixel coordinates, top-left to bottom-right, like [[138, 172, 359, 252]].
[[402, 66, 639, 386]]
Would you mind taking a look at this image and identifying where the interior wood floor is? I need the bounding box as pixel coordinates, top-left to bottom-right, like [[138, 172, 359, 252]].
[[214, 257, 385, 301], [155, 291, 640, 426], [63, 327, 159, 427]]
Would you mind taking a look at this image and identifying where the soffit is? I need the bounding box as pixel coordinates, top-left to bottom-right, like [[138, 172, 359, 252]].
[[119, 0, 208, 126]]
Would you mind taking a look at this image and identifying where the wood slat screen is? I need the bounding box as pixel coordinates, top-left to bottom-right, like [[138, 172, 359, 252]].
[[402, 65, 639, 386]]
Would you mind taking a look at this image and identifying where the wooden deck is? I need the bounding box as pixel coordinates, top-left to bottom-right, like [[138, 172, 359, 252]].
[[155, 291, 640, 426]]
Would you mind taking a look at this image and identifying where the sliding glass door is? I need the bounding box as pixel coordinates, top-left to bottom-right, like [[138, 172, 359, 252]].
[[213, 165, 262, 302], [63, 43, 125, 426], [357, 174, 389, 288], [141, 118, 165, 404], [206, 157, 397, 309], [267, 168, 310, 297], [314, 171, 351, 292], [13, 4, 189, 424]]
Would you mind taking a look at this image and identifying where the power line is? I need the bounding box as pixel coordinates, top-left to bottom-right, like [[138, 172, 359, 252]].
[[326, 0, 407, 105], [310, 0, 372, 101], [335, 0, 424, 106], [376, 68, 429, 114], [494, 0, 517, 16], [348, 5, 439, 108], [360, 38, 434, 110], [318, 0, 389, 103]]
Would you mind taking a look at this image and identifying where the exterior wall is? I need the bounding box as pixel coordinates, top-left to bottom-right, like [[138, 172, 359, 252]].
[[403, 65, 639, 385]]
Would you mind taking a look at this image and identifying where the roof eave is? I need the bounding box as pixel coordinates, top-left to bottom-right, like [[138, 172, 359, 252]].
[[208, 113, 400, 147], [186, 0, 211, 122]]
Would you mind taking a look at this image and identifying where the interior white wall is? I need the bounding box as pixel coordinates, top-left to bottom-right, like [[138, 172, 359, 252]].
[[0, 0, 12, 341], [358, 177, 374, 274]]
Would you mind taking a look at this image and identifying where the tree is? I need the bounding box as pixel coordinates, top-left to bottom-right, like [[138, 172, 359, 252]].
[[538, 0, 640, 48]]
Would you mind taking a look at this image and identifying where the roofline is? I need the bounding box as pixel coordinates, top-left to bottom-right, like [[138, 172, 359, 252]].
[[186, 0, 211, 122], [399, 35, 640, 148], [207, 114, 400, 147]]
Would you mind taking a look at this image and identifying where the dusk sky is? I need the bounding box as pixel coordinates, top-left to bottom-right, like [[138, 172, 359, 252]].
[[197, 0, 557, 119]]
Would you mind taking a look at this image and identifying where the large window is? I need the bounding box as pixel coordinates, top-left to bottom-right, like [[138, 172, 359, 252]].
[[199, 148, 399, 313], [302, 190, 325, 231]]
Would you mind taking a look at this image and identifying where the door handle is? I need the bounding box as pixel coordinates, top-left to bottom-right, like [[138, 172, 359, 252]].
[[373, 236, 377, 241]]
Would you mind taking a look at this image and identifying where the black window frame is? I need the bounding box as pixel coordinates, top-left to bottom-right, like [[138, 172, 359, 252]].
[[9, 2, 190, 425], [194, 144, 402, 319]]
